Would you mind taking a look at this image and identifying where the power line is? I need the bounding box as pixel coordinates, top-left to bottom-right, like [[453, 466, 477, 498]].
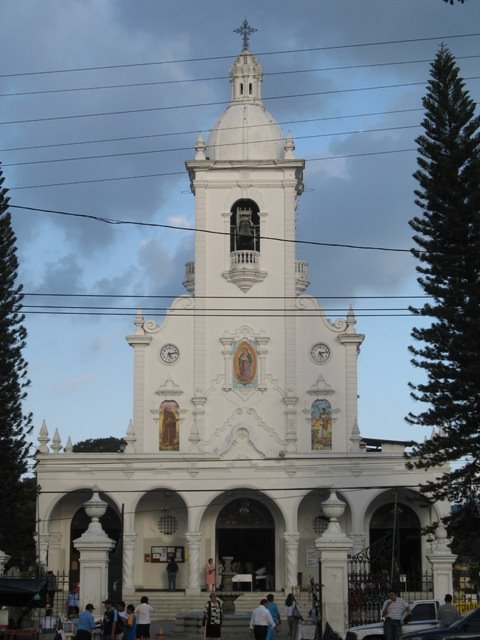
[[2, 31, 479, 78], [7, 147, 417, 190], [2, 125, 420, 168], [0, 108, 424, 153], [23, 292, 429, 299], [10, 203, 411, 253], [5, 77, 480, 126], [2, 54, 479, 99]]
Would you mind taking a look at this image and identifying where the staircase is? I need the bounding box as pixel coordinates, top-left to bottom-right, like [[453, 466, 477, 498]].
[[135, 591, 287, 621]]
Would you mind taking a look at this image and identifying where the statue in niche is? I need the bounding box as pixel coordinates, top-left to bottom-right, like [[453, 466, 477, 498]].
[[233, 340, 257, 385], [159, 400, 179, 451], [311, 399, 332, 450]]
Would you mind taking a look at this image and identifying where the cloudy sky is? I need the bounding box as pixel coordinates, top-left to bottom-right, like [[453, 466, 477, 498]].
[[2, 0, 479, 455]]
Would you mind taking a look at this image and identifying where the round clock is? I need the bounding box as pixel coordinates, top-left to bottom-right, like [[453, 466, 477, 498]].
[[159, 343, 179, 364], [310, 342, 330, 363]]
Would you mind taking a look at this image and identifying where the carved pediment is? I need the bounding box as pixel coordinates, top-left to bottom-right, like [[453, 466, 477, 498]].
[[155, 378, 183, 397], [307, 374, 335, 396]]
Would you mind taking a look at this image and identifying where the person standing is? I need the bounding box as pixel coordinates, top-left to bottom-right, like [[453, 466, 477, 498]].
[[135, 596, 153, 640], [123, 605, 136, 640], [46, 571, 58, 607], [266, 594, 281, 640], [250, 599, 276, 640], [102, 599, 118, 640], [116, 602, 127, 640], [76, 604, 97, 640], [203, 592, 223, 640], [205, 558, 216, 592], [166, 556, 179, 592], [285, 593, 302, 640], [382, 591, 409, 640], [437, 594, 460, 628]]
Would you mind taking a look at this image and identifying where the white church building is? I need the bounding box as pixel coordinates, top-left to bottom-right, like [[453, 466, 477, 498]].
[[35, 24, 455, 632]]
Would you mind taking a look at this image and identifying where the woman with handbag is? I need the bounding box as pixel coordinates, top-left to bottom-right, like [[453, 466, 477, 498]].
[[203, 592, 223, 640], [285, 593, 302, 640]]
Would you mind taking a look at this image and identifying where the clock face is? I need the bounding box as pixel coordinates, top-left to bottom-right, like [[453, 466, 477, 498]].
[[310, 342, 330, 363], [159, 343, 179, 364]]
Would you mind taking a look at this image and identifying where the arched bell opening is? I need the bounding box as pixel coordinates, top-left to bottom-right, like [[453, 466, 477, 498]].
[[230, 199, 260, 253]]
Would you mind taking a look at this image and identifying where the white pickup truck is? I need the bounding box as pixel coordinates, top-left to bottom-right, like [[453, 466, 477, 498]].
[[346, 600, 442, 640]]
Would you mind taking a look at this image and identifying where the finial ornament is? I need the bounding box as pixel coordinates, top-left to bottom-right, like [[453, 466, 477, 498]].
[[234, 19, 257, 50]]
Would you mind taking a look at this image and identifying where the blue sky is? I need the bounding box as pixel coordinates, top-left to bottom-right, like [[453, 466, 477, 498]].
[[2, 0, 479, 453]]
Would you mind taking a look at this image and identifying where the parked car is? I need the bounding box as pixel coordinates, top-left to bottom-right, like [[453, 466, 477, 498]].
[[400, 606, 480, 640], [346, 600, 441, 640]]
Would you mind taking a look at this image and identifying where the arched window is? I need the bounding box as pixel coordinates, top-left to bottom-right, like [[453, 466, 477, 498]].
[[230, 199, 260, 252]]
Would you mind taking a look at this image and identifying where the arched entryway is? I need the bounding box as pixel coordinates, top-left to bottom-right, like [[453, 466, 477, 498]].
[[216, 496, 275, 589], [369, 500, 422, 588]]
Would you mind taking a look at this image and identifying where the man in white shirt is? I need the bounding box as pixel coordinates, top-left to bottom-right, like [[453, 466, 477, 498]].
[[382, 591, 410, 640], [135, 596, 154, 640], [249, 599, 276, 640]]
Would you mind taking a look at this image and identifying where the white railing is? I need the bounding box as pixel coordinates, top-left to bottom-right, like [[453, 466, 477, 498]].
[[230, 250, 260, 266]]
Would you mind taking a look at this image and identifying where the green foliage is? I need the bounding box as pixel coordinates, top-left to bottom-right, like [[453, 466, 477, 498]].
[[72, 436, 125, 452], [0, 165, 34, 568], [405, 46, 480, 503]]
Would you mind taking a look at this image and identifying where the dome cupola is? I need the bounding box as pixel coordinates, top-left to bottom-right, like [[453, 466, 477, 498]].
[[206, 21, 286, 162]]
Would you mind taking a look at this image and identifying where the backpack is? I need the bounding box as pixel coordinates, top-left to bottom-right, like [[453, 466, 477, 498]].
[[115, 613, 125, 634]]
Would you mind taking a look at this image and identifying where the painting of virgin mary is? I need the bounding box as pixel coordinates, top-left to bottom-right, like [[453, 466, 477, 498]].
[[233, 340, 257, 385]]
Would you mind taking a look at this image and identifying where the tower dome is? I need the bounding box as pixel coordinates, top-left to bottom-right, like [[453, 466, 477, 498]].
[[206, 48, 286, 161]]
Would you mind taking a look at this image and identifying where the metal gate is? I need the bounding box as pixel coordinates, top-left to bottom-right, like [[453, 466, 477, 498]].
[[347, 538, 433, 627]]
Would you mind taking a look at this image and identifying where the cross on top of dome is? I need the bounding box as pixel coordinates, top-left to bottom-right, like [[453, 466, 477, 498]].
[[234, 19, 257, 50]]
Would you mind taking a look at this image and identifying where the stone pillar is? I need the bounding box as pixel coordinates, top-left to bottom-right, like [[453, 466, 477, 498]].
[[122, 533, 137, 596], [427, 525, 456, 599], [284, 533, 300, 591], [185, 531, 202, 595], [0, 550, 10, 574], [316, 490, 353, 638], [73, 489, 115, 612], [37, 533, 50, 569]]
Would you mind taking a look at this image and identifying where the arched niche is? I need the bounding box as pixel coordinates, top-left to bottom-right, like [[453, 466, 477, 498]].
[[230, 199, 260, 253]]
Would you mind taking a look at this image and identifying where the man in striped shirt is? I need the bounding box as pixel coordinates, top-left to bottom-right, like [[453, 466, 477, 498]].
[[382, 591, 410, 640]]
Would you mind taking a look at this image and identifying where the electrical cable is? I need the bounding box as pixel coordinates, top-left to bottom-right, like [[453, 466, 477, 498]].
[[0, 108, 425, 153], [9, 203, 411, 252], [2, 31, 479, 78], [2, 125, 421, 168], [2, 53, 479, 99], [7, 146, 418, 190], [2, 77, 479, 126]]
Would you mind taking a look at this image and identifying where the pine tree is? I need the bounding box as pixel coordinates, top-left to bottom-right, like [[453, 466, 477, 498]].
[[0, 165, 34, 568], [405, 45, 480, 504]]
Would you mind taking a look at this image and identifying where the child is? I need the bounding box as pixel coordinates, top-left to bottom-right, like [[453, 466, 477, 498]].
[[123, 605, 136, 640]]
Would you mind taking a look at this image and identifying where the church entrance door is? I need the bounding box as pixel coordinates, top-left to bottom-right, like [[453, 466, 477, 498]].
[[216, 497, 275, 590]]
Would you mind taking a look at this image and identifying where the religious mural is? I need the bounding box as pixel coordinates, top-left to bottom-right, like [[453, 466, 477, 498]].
[[233, 340, 257, 386], [159, 400, 179, 451], [311, 399, 332, 450]]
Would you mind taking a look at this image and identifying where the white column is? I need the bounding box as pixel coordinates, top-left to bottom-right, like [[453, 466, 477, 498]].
[[122, 533, 137, 596], [284, 532, 300, 591], [185, 531, 202, 595]]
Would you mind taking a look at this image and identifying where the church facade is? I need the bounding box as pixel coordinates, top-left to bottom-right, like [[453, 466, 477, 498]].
[[35, 29, 453, 607]]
